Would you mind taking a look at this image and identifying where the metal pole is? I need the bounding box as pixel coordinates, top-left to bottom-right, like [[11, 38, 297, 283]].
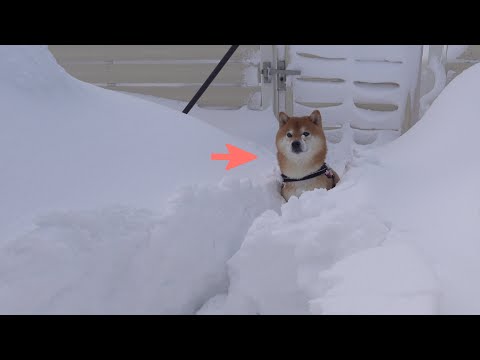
[[182, 45, 240, 114]]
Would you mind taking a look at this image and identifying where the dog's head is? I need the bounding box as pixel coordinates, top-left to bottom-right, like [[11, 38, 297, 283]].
[[275, 110, 327, 158]]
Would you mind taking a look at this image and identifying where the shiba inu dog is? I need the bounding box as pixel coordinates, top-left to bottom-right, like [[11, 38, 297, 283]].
[[276, 110, 340, 201]]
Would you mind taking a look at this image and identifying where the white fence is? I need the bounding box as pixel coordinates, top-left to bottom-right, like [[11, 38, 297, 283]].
[[49, 45, 262, 110], [49, 45, 480, 120]]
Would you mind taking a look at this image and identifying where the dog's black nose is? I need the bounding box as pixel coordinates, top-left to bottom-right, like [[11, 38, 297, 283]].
[[291, 141, 302, 153]]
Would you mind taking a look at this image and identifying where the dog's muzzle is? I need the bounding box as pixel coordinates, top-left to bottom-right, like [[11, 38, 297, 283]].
[[291, 141, 302, 153]]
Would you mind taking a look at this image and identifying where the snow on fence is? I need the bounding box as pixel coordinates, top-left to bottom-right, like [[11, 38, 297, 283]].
[[49, 45, 480, 122], [287, 45, 423, 142], [48, 45, 262, 110]]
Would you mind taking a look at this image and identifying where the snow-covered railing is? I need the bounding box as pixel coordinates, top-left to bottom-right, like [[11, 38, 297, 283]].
[[419, 45, 480, 119], [48, 45, 261, 110]]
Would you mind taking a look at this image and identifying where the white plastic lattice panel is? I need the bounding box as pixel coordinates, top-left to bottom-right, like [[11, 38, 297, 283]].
[[288, 45, 423, 144]]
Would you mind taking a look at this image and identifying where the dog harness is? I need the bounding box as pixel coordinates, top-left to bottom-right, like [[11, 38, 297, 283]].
[[281, 163, 336, 188]]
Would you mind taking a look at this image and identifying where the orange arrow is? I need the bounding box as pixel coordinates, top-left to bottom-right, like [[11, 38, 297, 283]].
[[211, 144, 257, 170]]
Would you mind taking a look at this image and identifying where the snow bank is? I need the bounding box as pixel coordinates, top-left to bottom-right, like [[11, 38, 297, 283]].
[[199, 177, 423, 315], [6, 45, 480, 315], [124, 94, 281, 154], [201, 62, 480, 315], [0, 177, 282, 314], [0, 46, 275, 242], [310, 241, 439, 315], [0, 45, 283, 314]]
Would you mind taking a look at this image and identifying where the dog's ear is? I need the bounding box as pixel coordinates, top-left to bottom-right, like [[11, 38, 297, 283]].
[[309, 110, 322, 125], [278, 112, 289, 127]]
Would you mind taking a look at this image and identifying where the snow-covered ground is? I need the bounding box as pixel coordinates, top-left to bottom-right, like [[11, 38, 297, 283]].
[[0, 46, 282, 314], [0, 46, 279, 243], [2, 45, 480, 314], [199, 59, 480, 315]]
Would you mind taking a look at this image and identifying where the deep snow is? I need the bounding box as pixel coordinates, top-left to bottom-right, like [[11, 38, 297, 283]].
[[0, 178, 282, 314], [0, 46, 277, 243], [0, 45, 283, 314], [3, 45, 480, 315], [199, 60, 480, 315]]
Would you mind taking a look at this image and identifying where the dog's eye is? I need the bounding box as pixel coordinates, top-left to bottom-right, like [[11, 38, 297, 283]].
[[303, 132, 310, 137], [287, 133, 293, 138]]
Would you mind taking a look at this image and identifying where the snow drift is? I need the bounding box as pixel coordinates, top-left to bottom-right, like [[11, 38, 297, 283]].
[[0, 46, 276, 243], [200, 62, 480, 315], [0, 45, 283, 314], [0, 178, 282, 314], [4, 45, 480, 315]]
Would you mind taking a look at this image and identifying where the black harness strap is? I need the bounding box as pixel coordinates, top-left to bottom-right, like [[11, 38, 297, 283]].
[[282, 163, 335, 184]]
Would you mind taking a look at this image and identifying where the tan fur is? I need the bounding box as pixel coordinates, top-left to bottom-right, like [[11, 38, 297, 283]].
[[276, 110, 340, 201]]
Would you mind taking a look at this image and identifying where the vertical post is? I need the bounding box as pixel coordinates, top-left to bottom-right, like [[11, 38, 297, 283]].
[[273, 45, 290, 119], [260, 45, 273, 110], [411, 45, 425, 128], [272, 45, 280, 119]]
